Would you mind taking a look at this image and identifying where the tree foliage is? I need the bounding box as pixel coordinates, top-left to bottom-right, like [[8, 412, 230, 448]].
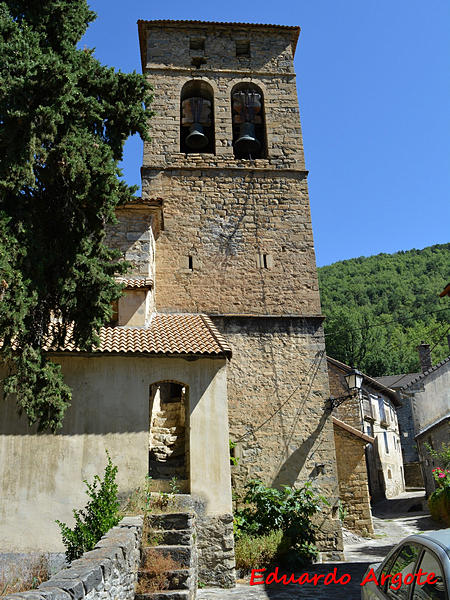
[[318, 244, 450, 376], [0, 1, 152, 430]]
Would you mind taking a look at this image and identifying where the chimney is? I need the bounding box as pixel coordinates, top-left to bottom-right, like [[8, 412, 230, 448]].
[[417, 342, 432, 373]]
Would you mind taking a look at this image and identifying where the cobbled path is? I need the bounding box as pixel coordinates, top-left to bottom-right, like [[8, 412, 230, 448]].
[[198, 491, 444, 600]]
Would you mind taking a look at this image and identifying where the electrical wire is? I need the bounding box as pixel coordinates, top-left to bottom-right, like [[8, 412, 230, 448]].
[[323, 306, 449, 339], [233, 349, 325, 444]]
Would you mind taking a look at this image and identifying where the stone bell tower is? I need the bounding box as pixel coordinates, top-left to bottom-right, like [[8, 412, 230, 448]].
[[138, 19, 343, 558]]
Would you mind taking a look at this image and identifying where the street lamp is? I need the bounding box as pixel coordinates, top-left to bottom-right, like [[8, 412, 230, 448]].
[[329, 366, 363, 410]]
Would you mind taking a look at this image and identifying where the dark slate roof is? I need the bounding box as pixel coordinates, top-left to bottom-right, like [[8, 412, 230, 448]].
[[375, 373, 421, 390], [401, 356, 450, 390]]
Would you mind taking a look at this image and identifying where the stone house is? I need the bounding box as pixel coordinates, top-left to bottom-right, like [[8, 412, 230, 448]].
[[375, 371, 423, 488], [328, 357, 405, 507], [0, 18, 345, 574], [376, 342, 450, 493], [400, 345, 450, 498], [332, 417, 374, 536]]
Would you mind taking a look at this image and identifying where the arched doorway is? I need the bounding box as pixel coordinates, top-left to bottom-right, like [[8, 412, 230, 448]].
[[149, 381, 189, 491]]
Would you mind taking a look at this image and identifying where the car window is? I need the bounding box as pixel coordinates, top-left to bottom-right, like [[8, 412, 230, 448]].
[[384, 543, 421, 599], [412, 550, 447, 600]]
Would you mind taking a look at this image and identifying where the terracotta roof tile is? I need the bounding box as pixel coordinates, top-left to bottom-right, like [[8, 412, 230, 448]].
[[45, 313, 231, 357], [116, 277, 154, 289]]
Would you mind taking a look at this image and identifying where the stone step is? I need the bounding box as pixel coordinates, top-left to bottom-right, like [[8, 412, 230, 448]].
[[136, 591, 189, 600], [147, 513, 194, 531], [142, 545, 193, 568], [146, 529, 193, 547], [138, 568, 192, 590]]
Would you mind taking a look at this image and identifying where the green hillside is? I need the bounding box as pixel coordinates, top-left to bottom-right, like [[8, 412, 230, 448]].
[[318, 243, 450, 377]]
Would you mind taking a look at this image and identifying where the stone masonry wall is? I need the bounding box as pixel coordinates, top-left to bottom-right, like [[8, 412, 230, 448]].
[[333, 424, 374, 536], [141, 24, 305, 167], [4, 517, 142, 600], [327, 361, 363, 431], [145, 169, 320, 315], [215, 316, 343, 558], [105, 207, 155, 279], [174, 494, 235, 588], [140, 23, 319, 316]]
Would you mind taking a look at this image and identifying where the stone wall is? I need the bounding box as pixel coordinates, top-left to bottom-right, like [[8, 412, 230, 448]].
[[333, 422, 374, 536], [174, 495, 235, 588], [144, 168, 321, 316], [105, 206, 155, 279], [327, 363, 362, 430], [196, 514, 235, 588], [4, 517, 142, 600], [214, 316, 343, 557], [141, 23, 305, 167]]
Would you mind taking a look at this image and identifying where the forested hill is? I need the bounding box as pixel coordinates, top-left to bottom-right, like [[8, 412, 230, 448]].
[[318, 244, 450, 377]]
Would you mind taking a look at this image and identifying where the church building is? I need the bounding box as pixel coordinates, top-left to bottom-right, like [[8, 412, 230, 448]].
[[0, 19, 343, 586]]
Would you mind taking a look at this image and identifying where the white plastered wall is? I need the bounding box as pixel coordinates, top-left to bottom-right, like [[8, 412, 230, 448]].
[[0, 354, 231, 551]]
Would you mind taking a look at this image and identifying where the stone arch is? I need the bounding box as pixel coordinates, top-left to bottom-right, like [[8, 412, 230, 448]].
[[180, 79, 215, 154], [230, 81, 267, 159], [149, 380, 190, 490]]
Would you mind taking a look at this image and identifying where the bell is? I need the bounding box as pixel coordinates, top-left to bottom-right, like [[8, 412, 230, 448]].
[[234, 122, 261, 157], [185, 123, 209, 150]]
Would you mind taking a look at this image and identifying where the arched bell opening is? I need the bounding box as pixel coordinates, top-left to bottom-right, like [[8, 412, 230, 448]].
[[180, 80, 215, 154], [231, 82, 266, 159], [149, 381, 190, 491]]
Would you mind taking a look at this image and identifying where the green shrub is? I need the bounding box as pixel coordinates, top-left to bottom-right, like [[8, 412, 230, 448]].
[[234, 479, 327, 566], [425, 442, 450, 470], [235, 530, 289, 573], [56, 451, 120, 562]]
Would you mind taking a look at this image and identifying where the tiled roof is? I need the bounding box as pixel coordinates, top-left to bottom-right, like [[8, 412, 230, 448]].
[[332, 417, 374, 444], [137, 19, 299, 31], [116, 277, 154, 289], [45, 314, 231, 357]]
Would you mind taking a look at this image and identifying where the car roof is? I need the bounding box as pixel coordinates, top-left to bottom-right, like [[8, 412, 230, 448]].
[[407, 530, 450, 558]]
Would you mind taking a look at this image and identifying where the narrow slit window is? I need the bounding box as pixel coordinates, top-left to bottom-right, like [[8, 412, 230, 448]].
[[188, 255, 193, 270], [236, 40, 250, 57], [263, 254, 268, 269]]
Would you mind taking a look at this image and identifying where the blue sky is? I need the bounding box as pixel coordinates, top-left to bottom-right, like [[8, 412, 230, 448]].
[[82, 0, 450, 267]]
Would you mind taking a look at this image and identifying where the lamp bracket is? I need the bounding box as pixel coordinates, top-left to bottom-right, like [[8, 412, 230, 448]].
[[328, 391, 357, 411]]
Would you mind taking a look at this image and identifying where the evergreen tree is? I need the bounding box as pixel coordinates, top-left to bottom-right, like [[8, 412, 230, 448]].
[[0, 1, 152, 430]]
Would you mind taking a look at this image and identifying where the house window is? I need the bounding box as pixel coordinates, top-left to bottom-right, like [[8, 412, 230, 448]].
[[383, 431, 389, 454]]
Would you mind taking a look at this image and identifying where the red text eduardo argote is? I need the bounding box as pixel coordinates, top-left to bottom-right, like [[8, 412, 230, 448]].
[[250, 567, 438, 590]]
